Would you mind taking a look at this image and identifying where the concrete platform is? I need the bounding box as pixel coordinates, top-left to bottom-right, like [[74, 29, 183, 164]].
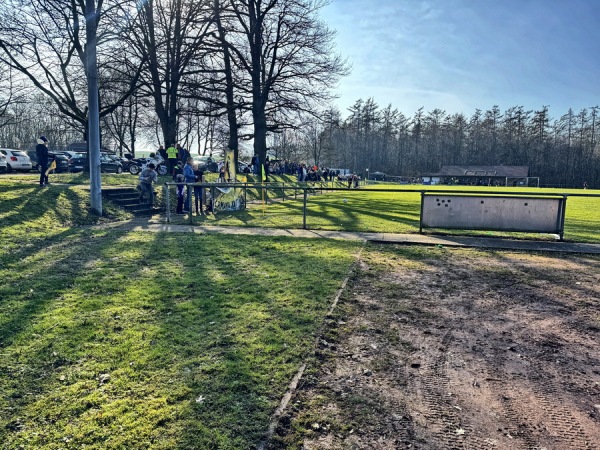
[[96, 218, 600, 255]]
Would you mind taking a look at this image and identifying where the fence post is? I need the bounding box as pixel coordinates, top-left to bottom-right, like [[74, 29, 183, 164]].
[[244, 183, 247, 210], [165, 184, 170, 223], [559, 195, 567, 241], [419, 191, 425, 234], [211, 186, 215, 214], [282, 182, 285, 201], [188, 184, 193, 224], [303, 188, 308, 229]]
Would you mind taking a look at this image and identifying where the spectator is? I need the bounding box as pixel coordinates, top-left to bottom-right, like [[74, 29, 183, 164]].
[[183, 157, 195, 213], [194, 166, 205, 214], [157, 145, 167, 162], [166, 143, 177, 174], [264, 156, 270, 182], [36, 136, 50, 187], [172, 160, 184, 181], [175, 174, 185, 214], [251, 154, 259, 175], [139, 163, 158, 205]]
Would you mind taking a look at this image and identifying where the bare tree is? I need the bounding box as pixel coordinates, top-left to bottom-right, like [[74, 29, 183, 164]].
[[226, 0, 349, 165], [131, 0, 216, 148], [0, 0, 143, 136]]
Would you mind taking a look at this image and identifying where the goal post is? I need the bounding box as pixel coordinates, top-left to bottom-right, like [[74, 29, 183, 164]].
[[505, 177, 540, 188]]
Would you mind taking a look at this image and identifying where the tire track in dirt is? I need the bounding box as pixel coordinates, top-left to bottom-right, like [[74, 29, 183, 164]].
[[416, 328, 497, 449], [526, 367, 597, 449], [273, 247, 600, 449]]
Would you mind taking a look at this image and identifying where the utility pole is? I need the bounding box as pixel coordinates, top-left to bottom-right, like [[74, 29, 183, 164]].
[[86, 0, 102, 215]]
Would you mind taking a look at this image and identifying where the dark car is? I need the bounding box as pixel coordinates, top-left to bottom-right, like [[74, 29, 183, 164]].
[[370, 171, 387, 181], [27, 150, 70, 173], [68, 153, 123, 173]]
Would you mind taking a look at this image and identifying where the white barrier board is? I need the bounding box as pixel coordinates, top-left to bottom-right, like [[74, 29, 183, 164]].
[[421, 195, 563, 233]]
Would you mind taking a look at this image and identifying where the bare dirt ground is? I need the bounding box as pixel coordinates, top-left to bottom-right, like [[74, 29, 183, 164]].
[[270, 244, 600, 449]]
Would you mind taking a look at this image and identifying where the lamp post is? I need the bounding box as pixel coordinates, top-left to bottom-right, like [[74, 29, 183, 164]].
[[366, 168, 369, 181], [86, 0, 102, 215]]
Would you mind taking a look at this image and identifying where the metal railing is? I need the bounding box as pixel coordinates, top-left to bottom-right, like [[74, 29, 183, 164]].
[[161, 182, 600, 237], [163, 180, 364, 226]]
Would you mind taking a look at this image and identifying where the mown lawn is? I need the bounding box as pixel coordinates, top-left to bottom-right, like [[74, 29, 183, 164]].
[[0, 180, 361, 448], [178, 183, 600, 243]]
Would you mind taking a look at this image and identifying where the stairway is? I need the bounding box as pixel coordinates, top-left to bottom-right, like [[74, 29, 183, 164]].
[[103, 187, 161, 216]]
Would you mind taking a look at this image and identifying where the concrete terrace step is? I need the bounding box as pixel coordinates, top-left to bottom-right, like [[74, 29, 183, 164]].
[[101, 187, 162, 216], [112, 196, 144, 204]]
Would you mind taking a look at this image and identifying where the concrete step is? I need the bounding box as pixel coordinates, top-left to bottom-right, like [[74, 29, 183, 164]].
[[112, 195, 143, 204], [133, 207, 162, 216], [102, 188, 162, 216]]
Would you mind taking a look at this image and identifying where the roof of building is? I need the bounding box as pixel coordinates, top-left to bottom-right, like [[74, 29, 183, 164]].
[[422, 165, 529, 178]]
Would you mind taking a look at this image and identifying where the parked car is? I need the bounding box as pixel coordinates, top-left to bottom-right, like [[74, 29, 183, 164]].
[[0, 149, 33, 172], [238, 161, 252, 174], [68, 153, 123, 173], [27, 150, 69, 173], [192, 155, 218, 172], [369, 171, 387, 181], [59, 150, 82, 160], [0, 152, 6, 172]]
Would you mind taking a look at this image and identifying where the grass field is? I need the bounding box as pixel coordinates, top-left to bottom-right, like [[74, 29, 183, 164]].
[[0, 179, 361, 448], [3, 173, 599, 242], [178, 183, 600, 244], [1, 175, 598, 448]]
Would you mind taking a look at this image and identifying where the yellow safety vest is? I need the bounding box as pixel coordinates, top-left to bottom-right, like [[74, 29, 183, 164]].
[[166, 146, 177, 158]]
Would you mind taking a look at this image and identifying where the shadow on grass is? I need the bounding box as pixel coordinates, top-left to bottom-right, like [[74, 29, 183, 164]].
[[0, 229, 360, 448]]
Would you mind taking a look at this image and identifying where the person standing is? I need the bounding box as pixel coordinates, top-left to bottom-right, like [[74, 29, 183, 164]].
[[175, 174, 185, 214], [251, 154, 259, 175], [177, 143, 189, 162], [183, 157, 196, 213], [157, 145, 167, 163], [193, 166, 205, 214], [139, 163, 158, 205], [263, 156, 270, 182], [172, 160, 184, 181], [166, 143, 178, 174], [36, 136, 50, 187]]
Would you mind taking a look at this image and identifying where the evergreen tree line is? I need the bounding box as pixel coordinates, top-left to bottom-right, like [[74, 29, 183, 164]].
[[273, 99, 599, 188]]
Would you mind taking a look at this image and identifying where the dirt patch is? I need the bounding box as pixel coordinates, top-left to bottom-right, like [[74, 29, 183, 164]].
[[270, 245, 600, 449]]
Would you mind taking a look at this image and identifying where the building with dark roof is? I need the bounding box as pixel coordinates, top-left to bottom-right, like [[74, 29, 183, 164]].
[[421, 166, 534, 186]]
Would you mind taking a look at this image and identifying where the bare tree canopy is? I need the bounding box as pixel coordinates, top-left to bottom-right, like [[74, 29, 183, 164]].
[[0, 0, 144, 132]]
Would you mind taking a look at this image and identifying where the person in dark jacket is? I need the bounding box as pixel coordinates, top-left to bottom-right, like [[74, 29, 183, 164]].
[[36, 136, 50, 187], [139, 163, 158, 205]]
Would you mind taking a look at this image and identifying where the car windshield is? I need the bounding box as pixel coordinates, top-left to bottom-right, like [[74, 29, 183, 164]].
[[73, 153, 86, 158]]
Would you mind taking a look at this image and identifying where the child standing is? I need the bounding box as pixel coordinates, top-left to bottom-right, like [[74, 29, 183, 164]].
[[175, 173, 185, 214]]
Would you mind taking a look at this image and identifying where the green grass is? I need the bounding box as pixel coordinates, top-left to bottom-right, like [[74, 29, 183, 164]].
[[0, 181, 361, 448], [175, 183, 600, 243]]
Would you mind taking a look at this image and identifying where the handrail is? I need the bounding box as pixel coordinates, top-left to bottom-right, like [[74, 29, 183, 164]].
[[161, 181, 600, 233]]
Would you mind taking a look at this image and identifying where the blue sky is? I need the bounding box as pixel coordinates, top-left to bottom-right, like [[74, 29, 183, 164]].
[[321, 0, 600, 119]]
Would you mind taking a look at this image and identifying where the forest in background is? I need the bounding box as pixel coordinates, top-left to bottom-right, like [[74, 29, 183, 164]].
[[272, 99, 600, 188], [0, 1, 597, 188]]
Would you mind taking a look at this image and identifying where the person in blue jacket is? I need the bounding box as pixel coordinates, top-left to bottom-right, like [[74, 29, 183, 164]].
[[183, 157, 196, 213]]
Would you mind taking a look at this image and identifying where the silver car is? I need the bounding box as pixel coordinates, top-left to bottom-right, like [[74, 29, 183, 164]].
[[0, 149, 33, 172], [0, 152, 6, 172]]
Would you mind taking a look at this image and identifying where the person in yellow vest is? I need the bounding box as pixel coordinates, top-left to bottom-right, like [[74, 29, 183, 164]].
[[166, 143, 178, 175]]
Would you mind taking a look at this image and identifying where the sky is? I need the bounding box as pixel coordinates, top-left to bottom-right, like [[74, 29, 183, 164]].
[[321, 0, 600, 120]]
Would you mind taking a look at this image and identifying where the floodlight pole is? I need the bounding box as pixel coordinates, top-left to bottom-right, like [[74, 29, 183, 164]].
[[86, 0, 102, 215]]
